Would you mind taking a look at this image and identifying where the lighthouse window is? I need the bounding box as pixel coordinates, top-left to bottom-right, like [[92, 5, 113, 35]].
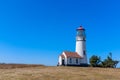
[[83, 37, 85, 41], [84, 51, 86, 55]]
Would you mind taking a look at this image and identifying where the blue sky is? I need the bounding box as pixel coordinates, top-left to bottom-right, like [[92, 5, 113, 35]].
[[0, 0, 120, 67]]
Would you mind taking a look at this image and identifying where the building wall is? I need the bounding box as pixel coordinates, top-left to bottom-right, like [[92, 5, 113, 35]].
[[63, 52, 67, 66], [58, 52, 68, 66], [80, 55, 87, 64], [58, 52, 87, 66], [58, 56, 62, 65], [67, 57, 81, 65], [59, 56, 82, 66]]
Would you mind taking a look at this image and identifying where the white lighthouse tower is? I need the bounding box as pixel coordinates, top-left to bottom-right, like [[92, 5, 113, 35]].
[[58, 25, 88, 66], [75, 26, 87, 64]]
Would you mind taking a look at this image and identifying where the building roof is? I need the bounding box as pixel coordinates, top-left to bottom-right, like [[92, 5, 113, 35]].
[[77, 26, 85, 30], [60, 51, 82, 58]]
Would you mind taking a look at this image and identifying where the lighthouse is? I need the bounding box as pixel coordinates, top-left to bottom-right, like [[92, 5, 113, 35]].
[[58, 25, 88, 66], [76, 26, 87, 64]]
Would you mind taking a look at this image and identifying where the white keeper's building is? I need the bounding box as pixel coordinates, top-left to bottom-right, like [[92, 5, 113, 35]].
[[58, 26, 88, 66]]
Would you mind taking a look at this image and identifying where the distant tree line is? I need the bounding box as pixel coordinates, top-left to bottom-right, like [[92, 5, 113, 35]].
[[89, 52, 119, 68]]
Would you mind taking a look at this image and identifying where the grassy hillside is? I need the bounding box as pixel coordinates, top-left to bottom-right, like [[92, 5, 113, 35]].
[[0, 65, 120, 80], [0, 63, 44, 69]]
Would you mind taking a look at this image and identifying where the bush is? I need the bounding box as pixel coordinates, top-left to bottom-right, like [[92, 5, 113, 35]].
[[89, 53, 119, 68], [89, 55, 101, 67]]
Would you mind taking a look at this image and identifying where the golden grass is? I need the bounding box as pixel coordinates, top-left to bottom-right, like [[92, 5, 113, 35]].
[[0, 64, 44, 69], [0, 65, 120, 80]]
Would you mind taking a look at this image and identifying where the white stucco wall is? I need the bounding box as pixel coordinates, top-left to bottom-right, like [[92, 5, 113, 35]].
[[75, 29, 87, 64], [63, 52, 67, 65], [76, 39, 85, 57], [58, 56, 62, 65], [58, 52, 68, 66], [59, 51, 88, 66], [67, 58, 81, 65], [81, 55, 87, 64]]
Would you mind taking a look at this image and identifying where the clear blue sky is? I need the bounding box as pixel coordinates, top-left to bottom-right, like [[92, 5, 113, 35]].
[[0, 0, 120, 67]]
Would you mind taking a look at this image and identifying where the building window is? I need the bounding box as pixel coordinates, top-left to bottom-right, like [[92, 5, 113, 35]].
[[69, 58, 72, 63], [76, 58, 78, 64]]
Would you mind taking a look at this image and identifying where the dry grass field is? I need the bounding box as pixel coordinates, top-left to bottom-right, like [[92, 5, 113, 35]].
[[0, 64, 120, 80]]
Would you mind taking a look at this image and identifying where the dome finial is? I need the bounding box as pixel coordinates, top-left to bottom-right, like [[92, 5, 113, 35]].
[[80, 24, 82, 27], [76, 25, 85, 30]]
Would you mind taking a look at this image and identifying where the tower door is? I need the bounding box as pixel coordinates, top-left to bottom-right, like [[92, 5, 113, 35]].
[[62, 59, 65, 66]]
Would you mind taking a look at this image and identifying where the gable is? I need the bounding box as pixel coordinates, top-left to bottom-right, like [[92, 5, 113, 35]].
[[63, 51, 82, 58]]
